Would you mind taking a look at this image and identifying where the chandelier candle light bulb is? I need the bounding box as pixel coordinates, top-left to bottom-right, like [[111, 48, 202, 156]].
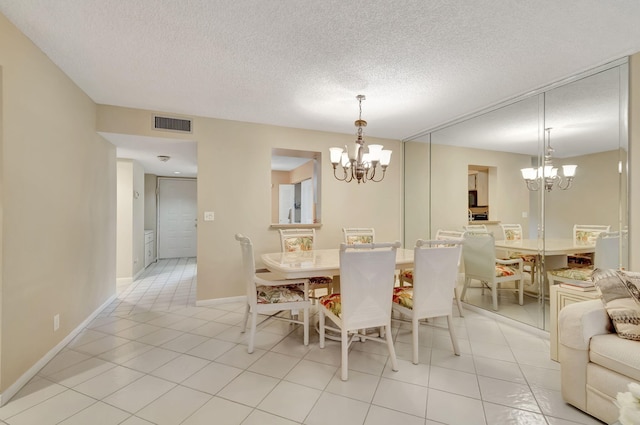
[[329, 95, 392, 183]]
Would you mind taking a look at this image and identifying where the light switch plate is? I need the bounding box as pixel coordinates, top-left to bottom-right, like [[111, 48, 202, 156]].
[[204, 211, 214, 221]]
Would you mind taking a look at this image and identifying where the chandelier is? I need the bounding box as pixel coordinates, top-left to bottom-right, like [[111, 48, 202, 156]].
[[329, 95, 392, 183], [520, 128, 577, 191]]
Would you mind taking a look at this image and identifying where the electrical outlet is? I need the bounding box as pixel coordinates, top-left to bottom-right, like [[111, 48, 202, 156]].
[[204, 211, 215, 221], [522, 211, 528, 218], [53, 314, 60, 331]]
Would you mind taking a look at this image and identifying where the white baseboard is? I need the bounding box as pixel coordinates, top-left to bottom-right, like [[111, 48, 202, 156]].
[[0, 294, 117, 406], [195, 295, 246, 307]]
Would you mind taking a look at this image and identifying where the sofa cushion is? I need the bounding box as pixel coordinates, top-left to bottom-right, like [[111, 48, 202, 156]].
[[590, 333, 640, 382], [592, 269, 640, 341]]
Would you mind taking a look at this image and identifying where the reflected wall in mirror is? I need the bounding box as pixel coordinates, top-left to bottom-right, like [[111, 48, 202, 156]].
[[404, 60, 629, 330], [271, 148, 321, 224]]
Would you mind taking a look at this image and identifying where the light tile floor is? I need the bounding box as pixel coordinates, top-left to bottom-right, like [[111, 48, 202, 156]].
[[0, 258, 606, 425]]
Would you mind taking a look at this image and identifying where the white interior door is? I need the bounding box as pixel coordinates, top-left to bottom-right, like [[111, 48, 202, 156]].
[[279, 184, 295, 223], [301, 179, 313, 224], [158, 178, 197, 258]]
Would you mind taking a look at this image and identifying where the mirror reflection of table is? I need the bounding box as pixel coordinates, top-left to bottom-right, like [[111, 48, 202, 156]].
[[494, 238, 596, 296]]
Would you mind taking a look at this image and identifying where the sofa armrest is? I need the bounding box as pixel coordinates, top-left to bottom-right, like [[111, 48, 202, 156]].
[[559, 299, 613, 412], [559, 299, 612, 351]]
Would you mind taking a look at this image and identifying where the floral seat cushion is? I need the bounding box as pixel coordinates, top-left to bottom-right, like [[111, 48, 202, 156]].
[[256, 285, 305, 304], [309, 276, 333, 285], [392, 287, 413, 309], [549, 267, 593, 281], [319, 293, 342, 317], [509, 252, 537, 263], [400, 269, 413, 281], [495, 264, 517, 277]]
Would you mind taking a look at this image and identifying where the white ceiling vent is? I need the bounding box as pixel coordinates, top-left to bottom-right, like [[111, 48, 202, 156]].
[[153, 115, 192, 133]]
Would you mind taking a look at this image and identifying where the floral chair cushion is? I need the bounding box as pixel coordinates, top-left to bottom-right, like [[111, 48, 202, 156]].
[[509, 252, 537, 263], [549, 267, 593, 281], [495, 264, 517, 277], [319, 293, 342, 316], [575, 230, 600, 245], [346, 235, 374, 244], [401, 270, 413, 281], [309, 276, 333, 285], [392, 287, 413, 309], [504, 229, 522, 241], [283, 236, 313, 252], [256, 285, 305, 304]]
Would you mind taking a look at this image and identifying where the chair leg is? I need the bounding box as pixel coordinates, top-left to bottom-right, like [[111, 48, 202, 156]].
[[446, 315, 460, 356], [303, 307, 309, 346], [412, 317, 419, 365], [454, 287, 464, 317], [492, 282, 498, 311], [319, 308, 325, 349], [461, 277, 471, 301], [241, 304, 250, 333], [248, 310, 258, 354], [385, 324, 399, 371], [341, 328, 349, 381], [518, 279, 524, 306]]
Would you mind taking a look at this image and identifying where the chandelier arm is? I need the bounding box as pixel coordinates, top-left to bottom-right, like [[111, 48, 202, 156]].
[[332, 165, 352, 182], [369, 167, 386, 183], [557, 177, 573, 190]]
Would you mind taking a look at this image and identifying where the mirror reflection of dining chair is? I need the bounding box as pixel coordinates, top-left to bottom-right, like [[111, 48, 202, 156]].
[[399, 229, 465, 316], [548, 231, 626, 287], [499, 223, 536, 284], [463, 224, 488, 232], [568, 224, 611, 266], [278, 228, 332, 301], [235, 234, 310, 353], [318, 241, 400, 381], [461, 231, 524, 311], [392, 239, 462, 364]]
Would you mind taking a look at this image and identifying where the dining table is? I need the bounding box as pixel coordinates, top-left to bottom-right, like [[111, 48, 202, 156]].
[[261, 247, 415, 282]]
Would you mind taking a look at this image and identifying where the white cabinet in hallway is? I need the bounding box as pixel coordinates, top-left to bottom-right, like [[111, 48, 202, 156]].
[[144, 230, 156, 267]]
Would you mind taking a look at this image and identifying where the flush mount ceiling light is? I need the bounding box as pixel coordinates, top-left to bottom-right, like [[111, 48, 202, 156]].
[[521, 128, 577, 191], [329, 95, 391, 184], [157, 155, 171, 162]]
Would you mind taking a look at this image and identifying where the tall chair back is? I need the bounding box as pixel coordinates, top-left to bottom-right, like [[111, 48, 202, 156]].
[[594, 231, 624, 269], [237, 233, 259, 306], [462, 231, 497, 281], [279, 228, 315, 252], [412, 240, 462, 318], [500, 223, 524, 241], [573, 224, 611, 245], [339, 242, 398, 330]]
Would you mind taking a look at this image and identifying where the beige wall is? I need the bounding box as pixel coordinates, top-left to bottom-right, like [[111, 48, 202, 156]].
[[97, 106, 403, 301], [0, 14, 116, 392]]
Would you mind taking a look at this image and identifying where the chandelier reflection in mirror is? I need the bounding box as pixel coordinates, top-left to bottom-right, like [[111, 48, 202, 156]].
[[520, 128, 577, 191], [329, 95, 392, 183]]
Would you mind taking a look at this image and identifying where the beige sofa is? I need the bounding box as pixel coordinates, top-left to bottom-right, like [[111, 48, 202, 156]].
[[559, 299, 640, 423]]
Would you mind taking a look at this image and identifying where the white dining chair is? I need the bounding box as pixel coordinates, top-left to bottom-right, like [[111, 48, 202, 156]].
[[399, 229, 465, 316], [461, 231, 524, 311], [499, 223, 536, 283], [318, 241, 400, 381], [235, 233, 310, 353], [463, 224, 488, 232], [548, 231, 626, 287], [392, 239, 462, 364], [278, 228, 332, 300], [569, 224, 611, 266]]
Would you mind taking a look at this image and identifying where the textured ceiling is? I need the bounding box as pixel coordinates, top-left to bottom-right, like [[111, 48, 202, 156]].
[[2, 0, 640, 175]]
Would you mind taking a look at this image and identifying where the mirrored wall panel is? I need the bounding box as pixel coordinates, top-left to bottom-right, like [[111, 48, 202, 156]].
[[404, 60, 629, 330]]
